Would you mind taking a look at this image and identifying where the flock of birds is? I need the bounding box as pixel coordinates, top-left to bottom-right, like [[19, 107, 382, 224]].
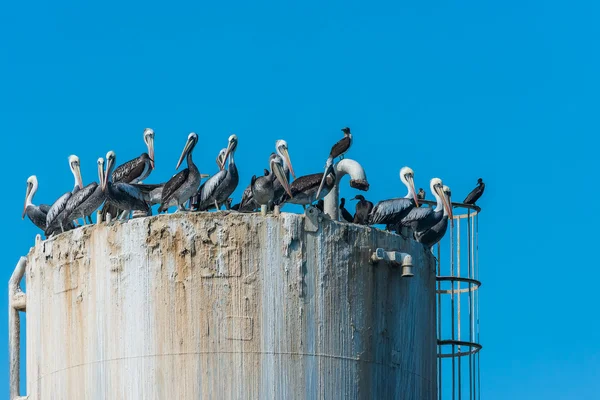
[[22, 127, 485, 248]]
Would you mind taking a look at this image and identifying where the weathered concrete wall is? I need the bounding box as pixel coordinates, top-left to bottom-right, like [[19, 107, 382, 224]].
[[25, 212, 436, 399]]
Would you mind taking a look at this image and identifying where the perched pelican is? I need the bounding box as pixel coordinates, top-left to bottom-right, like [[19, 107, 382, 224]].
[[340, 198, 353, 223], [316, 127, 352, 199], [101, 128, 155, 220], [271, 140, 296, 206], [463, 178, 485, 205], [415, 185, 452, 248], [158, 132, 201, 212], [351, 194, 373, 225], [369, 167, 419, 225], [62, 158, 106, 226], [194, 134, 239, 211], [400, 178, 452, 233], [234, 169, 269, 212], [46, 155, 84, 235], [190, 147, 226, 210], [22, 176, 66, 233], [103, 151, 156, 215], [283, 170, 336, 209], [251, 153, 292, 209]]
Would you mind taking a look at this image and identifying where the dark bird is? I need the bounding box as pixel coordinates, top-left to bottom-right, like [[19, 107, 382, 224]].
[[315, 199, 324, 212], [251, 153, 293, 210], [158, 132, 202, 212], [194, 134, 239, 211], [234, 169, 270, 212], [101, 128, 155, 220], [283, 170, 336, 210], [102, 151, 157, 216], [62, 158, 106, 227], [316, 127, 352, 199], [340, 198, 353, 223], [22, 176, 73, 233], [369, 167, 419, 225], [400, 178, 452, 234], [463, 178, 485, 205], [351, 194, 374, 225], [414, 185, 452, 248], [417, 188, 426, 206], [45, 155, 84, 235]]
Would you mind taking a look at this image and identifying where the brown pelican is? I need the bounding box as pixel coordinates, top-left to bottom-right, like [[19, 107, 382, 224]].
[[158, 132, 201, 212], [369, 166, 419, 225], [62, 158, 106, 226], [283, 169, 336, 209], [271, 140, 296, 206], [102, 151, 157, 215], [316, 127, 352, 199], [194, 134, 239, 211], [400, 178, 452, 233], [415, 185, 452, 247], [234, 169, 269, 212], [340, 198, 353, 222], [22, 176, 73, 233], [189, 147, 226, 210], [101, 128, 155, 220], [464, 178, 485, 205], [251, 153, 292, 209], [45, 155, 84, 234], [351, 195, 373, 225]]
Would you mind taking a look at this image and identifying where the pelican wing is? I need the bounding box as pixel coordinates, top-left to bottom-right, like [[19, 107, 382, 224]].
[[39, 204, 51, 213], [400, 206, 432, 226], [112, 153, 151, 183], [199, 170, 227, 203], [160, 169, 189, 204], [63, 182, 99, 221], [290, 173, 322, 196], [369, 198, 415, 225], [114, 182, 152, 202], [46, 192, 72, 228]]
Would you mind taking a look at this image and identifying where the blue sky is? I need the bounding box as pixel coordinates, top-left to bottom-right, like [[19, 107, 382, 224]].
[[1, 1, 598, 398]]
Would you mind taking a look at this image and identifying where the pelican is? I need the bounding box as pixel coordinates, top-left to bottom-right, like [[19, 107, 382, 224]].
[[45, 155, 84, 235], [22, 176, 68, 233], [340, 198, 353, 223], [234, 169, 269, 212], [464, 178, 485, 205], [369, 167, 419, 225], [102, 151, 155, 215], [271, 140, 296, 206], [62, 158, 106, 226], [195, 134, 239, 211], [251, 153, 292, 210], [351, 194, 373, 225], [190, 147, 226, 210], [400, 178, 452, 234], [415, 185, 452, 248], [316, 127, 352, 199], [282, 169, 336, 209], [158, 132, 201, 212], [101, 128, 155, 220]]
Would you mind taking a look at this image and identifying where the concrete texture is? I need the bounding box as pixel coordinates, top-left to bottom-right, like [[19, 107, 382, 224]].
[[21, 211, 437, 399]]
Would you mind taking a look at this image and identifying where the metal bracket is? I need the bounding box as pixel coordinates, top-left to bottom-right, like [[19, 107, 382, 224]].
[[9, 257, 27, 400], [304, 206, 322, 232], [371, 248, 414, 278]]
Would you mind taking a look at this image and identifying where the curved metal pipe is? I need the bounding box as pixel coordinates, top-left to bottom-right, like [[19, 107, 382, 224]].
[[323, 159, 369, 220]]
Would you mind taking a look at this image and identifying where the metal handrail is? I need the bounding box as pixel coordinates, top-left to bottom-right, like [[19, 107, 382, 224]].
[[9, 256, 27, 400]]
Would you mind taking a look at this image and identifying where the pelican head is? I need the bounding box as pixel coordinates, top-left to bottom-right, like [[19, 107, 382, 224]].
[[103, 151, 116, 191], [430, 178, 453, 221], [22, 175, 39, 219], [276, 139, 296, 179], [68, 155, 84, 191], [400, 166, 419, 206], [221, 134, 238, 170], [216, 148, 227, 171], [143, 128, 155, 169], [176, 132, 198, 170]]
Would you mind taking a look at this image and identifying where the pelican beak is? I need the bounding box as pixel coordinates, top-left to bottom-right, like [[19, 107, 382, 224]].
[[22, 183, 31, 219], [221, 141, 235, 171], [273, 161, 293, 198], [200, 174, 210, 179], [75, 163, 84, 190], [409, 176, 419, 206], [437, 185, 453, 225], [176, 137, 194, 170], [280, 147, 296, 179], [102, 158, 113, 191], [148, 136, 155, 169], [97, 161, 104, 189]]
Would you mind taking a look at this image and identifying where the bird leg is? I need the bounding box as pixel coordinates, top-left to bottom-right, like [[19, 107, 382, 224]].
[[178, 204, 187, 212], [118, 210, 129, 220], [87, 215, 93, 224], [214, 200, 220, 211]]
